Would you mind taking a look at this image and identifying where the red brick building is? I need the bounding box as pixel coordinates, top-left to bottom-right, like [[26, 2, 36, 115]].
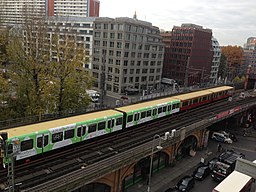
[[161, 24, 213, 86]]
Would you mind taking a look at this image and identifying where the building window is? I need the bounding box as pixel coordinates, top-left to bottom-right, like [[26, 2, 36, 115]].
[[110, 33, 115, 39], [110, 42, 114, 47], [125, 43, 130, 49], [103, 32, 108, 38], [117, 42, 122, 48], [124, 60, 128, 66], [116, 51, 122, 57], [95, 23, 101, 29], [116, 60, 121, 65], [104, 23, 108, 29], [95, 32, 101, 37], [117, 33, 122, 39]]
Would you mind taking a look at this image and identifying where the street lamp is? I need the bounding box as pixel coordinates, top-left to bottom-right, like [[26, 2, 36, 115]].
[[147, 132, 170, 192]]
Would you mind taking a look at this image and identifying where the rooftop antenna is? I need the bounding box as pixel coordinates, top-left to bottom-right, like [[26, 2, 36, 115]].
[[133, 10, 137, 20]]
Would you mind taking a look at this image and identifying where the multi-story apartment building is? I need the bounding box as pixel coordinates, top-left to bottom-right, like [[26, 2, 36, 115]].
[[162, 24, 213, 86], [0, 0, 100, 27], [210, 37, 221, 85], [47, 0, 100, 17], [92, 17, 165, 96], [46, 16, 95, 69], [0, 0, 46, 27]]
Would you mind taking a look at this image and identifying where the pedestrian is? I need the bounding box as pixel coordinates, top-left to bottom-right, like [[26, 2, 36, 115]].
[[217, 143, 222, 152]]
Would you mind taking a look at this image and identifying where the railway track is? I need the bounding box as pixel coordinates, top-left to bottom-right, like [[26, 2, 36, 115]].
[[0, 97, 255, 191]]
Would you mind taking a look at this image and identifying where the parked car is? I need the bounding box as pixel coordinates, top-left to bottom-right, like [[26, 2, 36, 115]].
[[211, 132, 233, 144], [192, 165, 211, 180], [219, 131, 238, 142], [208, 157, 219, 171], [175, 176, 195, 191]]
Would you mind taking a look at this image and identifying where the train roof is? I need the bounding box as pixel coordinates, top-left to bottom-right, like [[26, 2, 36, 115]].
[[116, 97, 179, 112], [207, 86, 234, 93], [1, 109, 123, 138], [173, 90, 212, 101]]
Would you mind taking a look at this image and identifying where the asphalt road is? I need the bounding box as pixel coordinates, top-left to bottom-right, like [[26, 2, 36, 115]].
[[188, 135, 256, 192]]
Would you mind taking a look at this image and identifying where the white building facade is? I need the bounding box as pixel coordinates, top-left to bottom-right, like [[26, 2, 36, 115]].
[[210, 37, 221, 85]]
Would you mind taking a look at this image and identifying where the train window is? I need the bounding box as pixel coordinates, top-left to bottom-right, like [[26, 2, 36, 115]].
[[116, 117, 123, 125], [163, 106, 167, 112], [183, 101, 188, 107], [88, 124, 97, 133], [77, 126, 86, 137], [173, 104, 176, 109], [141, 111, 146, 118], [64, 129, 74, 139], [98, 121, 106, 130], [7, 144, 13, 154], [158, 107, 162, 114], [127, 115, 133, 122], [193, 98, 198, 104], [21, 139, 33, 151], [153, 109, 157, 116], [52, 132, 63, 143], [168, 105, 171, 111], [147, 110, 152, 117], [202, 96, 207, 101], [37, 135, 49, 148]]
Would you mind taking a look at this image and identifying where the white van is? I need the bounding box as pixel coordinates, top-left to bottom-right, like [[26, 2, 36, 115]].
[[211, 132, 233, 144]]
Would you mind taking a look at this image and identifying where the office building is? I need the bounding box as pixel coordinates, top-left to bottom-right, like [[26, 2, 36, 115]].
[[162, 24, 213, 86], [92, 17, 165, 96]]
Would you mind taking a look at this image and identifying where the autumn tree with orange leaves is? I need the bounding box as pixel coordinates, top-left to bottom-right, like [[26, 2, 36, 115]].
[[221, 46, 243, 81]]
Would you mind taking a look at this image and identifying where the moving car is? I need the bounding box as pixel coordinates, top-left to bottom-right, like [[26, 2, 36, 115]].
[[175, 176, 195, 191], [192, 165, 211, 180]]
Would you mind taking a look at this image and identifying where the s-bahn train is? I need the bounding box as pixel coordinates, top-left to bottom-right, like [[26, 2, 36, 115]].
[[0, 86, 233, 167]]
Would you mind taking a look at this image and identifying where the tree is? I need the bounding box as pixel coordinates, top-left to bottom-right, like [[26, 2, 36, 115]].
[[49, 27, 93, 112], [5, 8, 93, 119], [221, 46, 243, 80], [218, 54, 228, 80]]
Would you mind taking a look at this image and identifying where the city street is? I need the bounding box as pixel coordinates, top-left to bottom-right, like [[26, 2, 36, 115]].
[[173, 135, 256, 192]]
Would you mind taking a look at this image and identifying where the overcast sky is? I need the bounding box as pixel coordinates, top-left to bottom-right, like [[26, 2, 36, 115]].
[[100, 0, 256, 46]]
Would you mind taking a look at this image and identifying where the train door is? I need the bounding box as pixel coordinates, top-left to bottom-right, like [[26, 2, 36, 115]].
[[77, 125, 86, 141], [134, 112, 140, 125], [157, 105, 165, 118], [36, 134, 49, 154], [152, 108, 157, 119], [107, 119, 116, 132]]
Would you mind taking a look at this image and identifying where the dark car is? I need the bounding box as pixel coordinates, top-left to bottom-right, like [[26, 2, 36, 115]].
[[192, 165, 211, 180], [208, 157, 219, 171], [165, 187, 180, 192], [175, 176, 195, 191]]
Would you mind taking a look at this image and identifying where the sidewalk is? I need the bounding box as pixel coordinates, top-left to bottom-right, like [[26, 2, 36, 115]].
[[126, 149, 219, 192]]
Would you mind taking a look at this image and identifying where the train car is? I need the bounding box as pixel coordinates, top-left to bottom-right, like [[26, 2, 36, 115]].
[[174, 90, 213, 111], [116, 97, 180, 128], [0, 109, 124, 166], [207, 86, 234, 101]]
